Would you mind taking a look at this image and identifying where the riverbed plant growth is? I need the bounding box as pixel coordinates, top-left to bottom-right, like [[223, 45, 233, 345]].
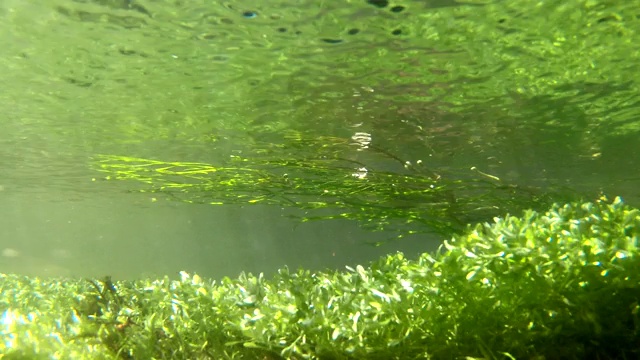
[[1, 197, 638, 359]]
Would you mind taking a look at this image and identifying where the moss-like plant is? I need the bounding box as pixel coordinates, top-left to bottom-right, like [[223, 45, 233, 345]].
[[1, 197, 638, 359]]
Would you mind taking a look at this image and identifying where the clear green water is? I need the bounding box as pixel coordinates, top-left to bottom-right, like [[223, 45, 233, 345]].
[[0, 0, 638, 279]]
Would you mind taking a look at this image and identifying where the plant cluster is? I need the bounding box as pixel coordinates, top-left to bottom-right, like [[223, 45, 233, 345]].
[[1, 197, 638, 359]]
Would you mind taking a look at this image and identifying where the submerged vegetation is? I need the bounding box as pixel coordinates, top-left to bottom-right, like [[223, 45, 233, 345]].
[[93, 130, 579, 241], [1, 197, 638, 359], [1, 0, 639, 358]]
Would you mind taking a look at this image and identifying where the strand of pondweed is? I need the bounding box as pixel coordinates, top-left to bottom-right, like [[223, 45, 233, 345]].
[[92, 151, 570, 240]]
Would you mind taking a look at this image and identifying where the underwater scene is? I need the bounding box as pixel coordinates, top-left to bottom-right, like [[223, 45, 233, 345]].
[[0, 0, 638, 358]]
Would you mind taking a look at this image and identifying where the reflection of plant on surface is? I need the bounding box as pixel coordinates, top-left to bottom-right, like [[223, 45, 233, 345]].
[[93, 131, 579, 240], [1, 197, 638, 359]]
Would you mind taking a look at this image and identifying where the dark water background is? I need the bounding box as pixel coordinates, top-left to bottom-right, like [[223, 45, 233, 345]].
[[1, 0, 638, 279]]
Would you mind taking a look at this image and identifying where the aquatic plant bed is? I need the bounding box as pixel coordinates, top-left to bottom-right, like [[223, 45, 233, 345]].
[[1, 198, 638, 359]]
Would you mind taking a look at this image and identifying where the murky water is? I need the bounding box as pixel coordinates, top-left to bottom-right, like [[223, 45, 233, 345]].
[[1, 0, 639, 279]]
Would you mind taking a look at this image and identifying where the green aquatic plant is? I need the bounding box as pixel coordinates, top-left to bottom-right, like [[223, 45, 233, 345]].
[[92, 131, 577, 242], [1, 197, 638, 359]]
